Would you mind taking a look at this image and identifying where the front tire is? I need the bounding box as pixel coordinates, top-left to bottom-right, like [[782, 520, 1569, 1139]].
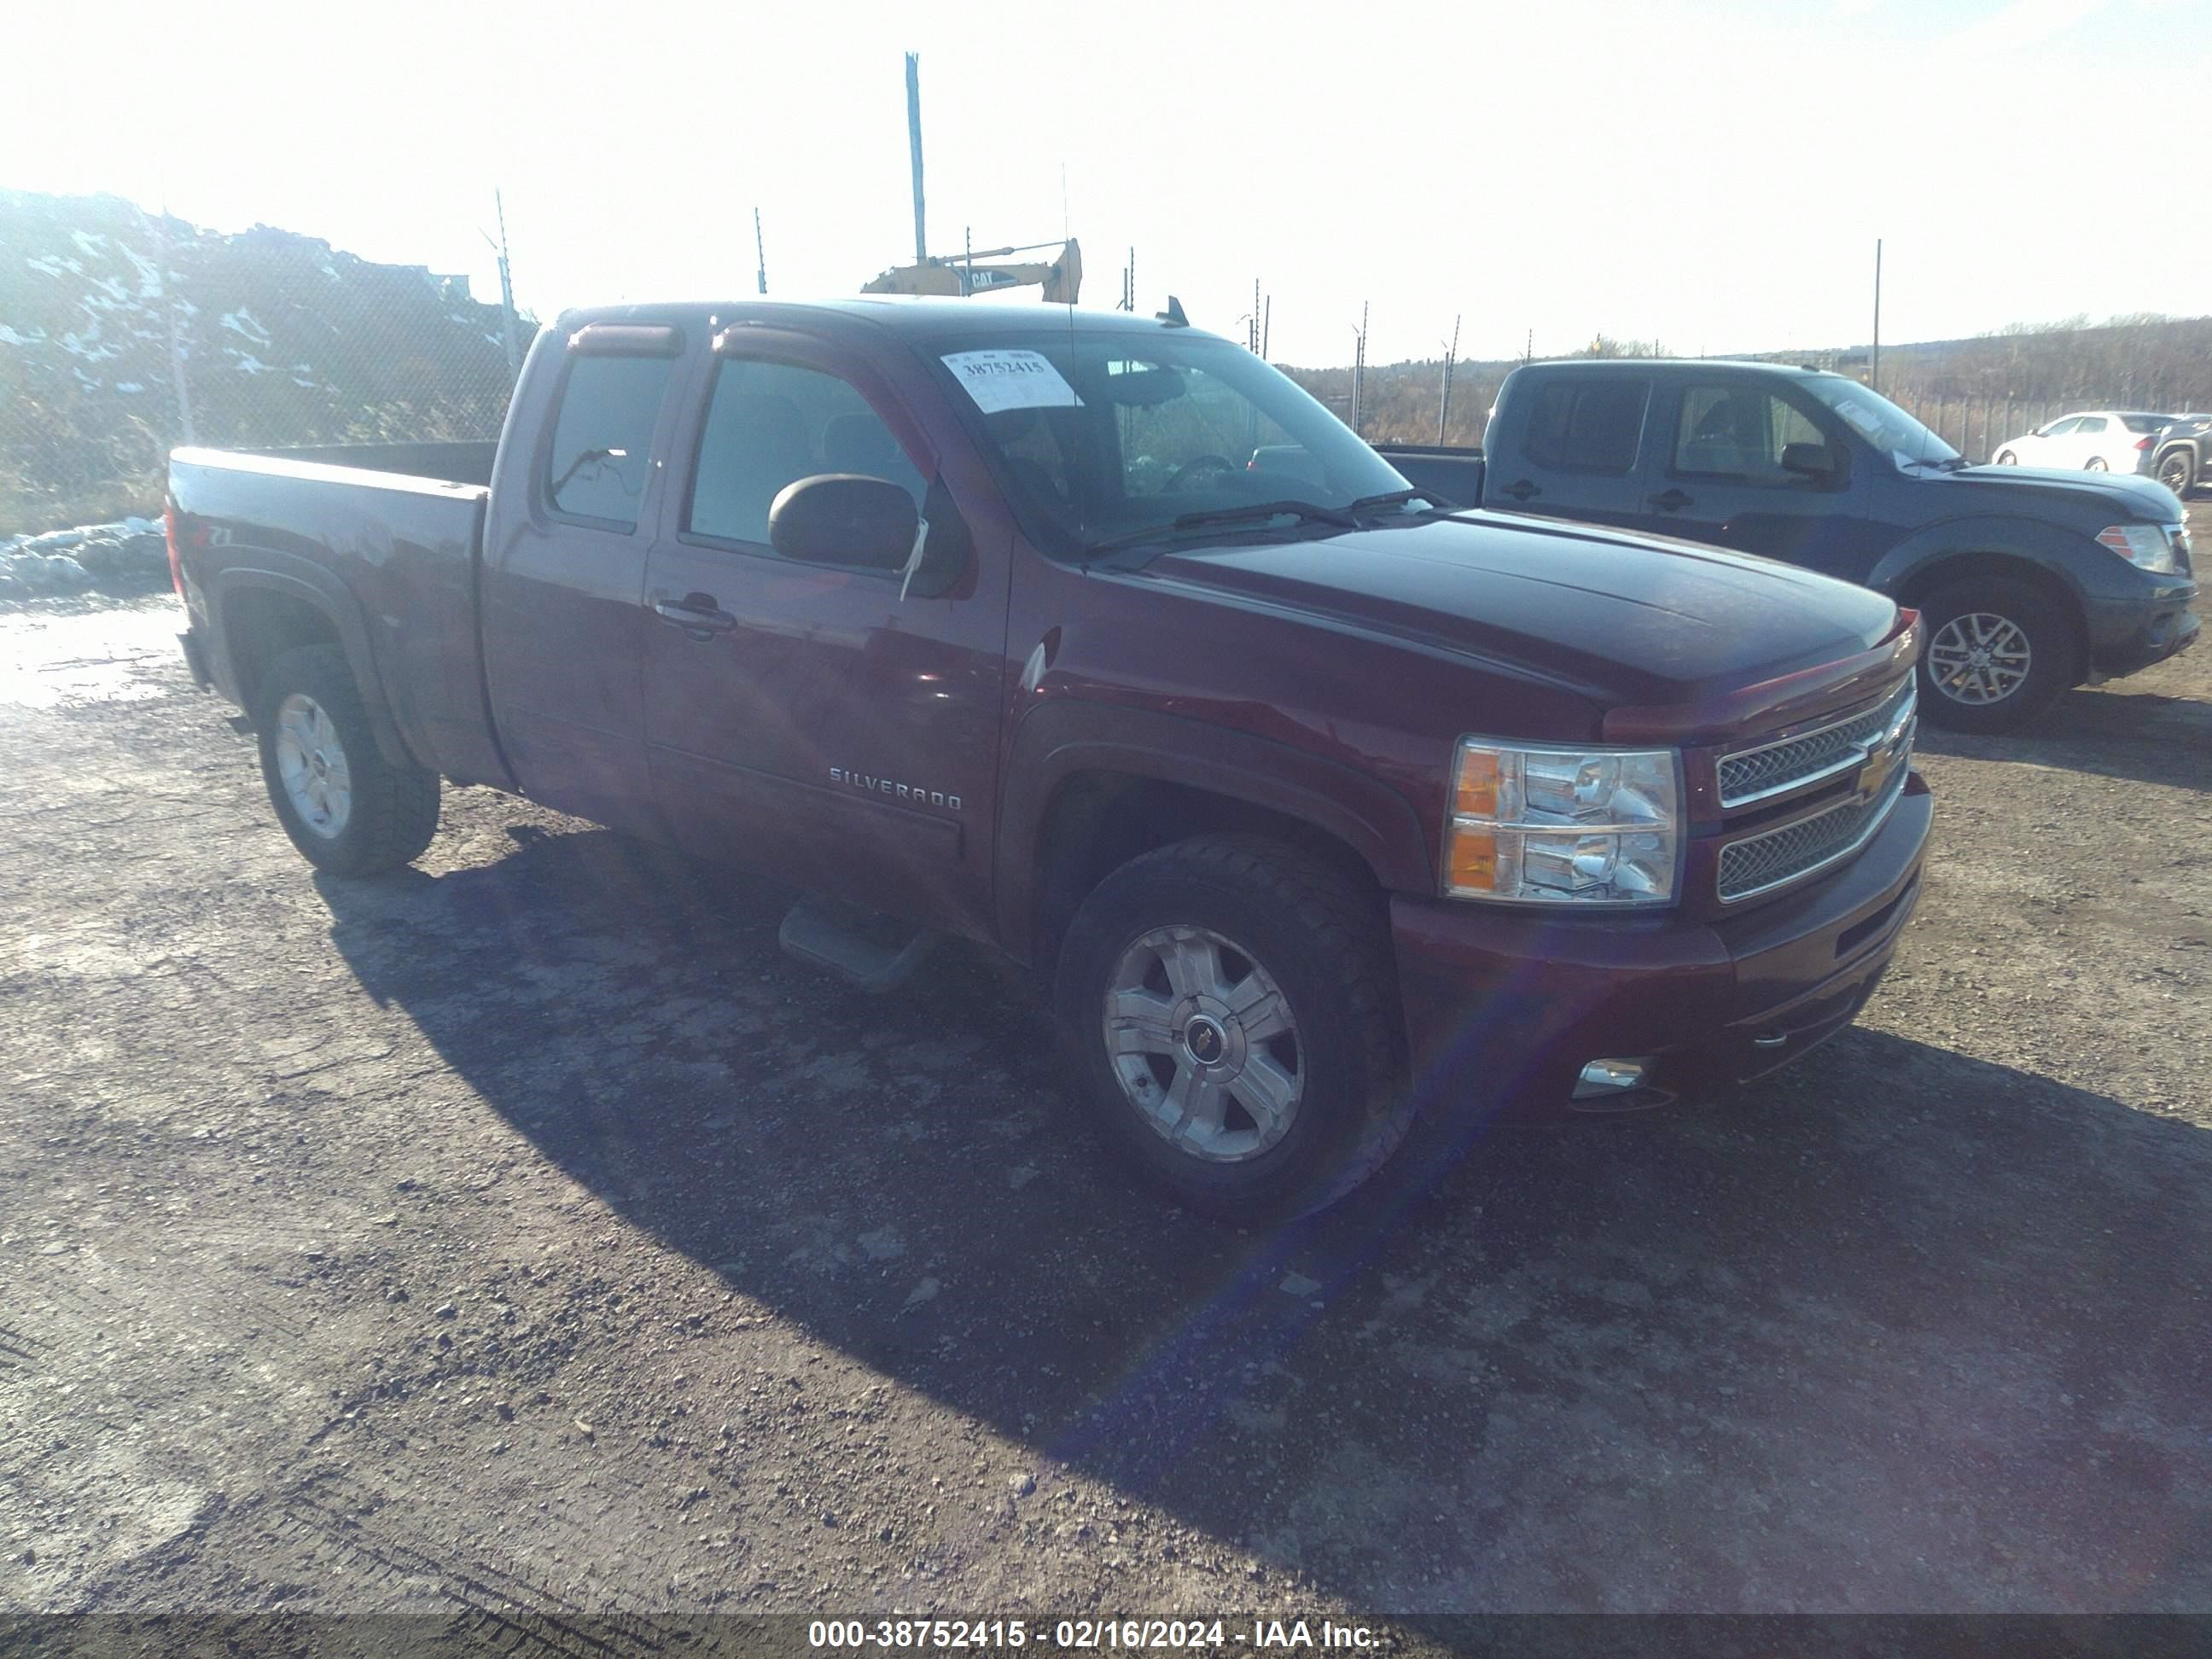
[[254, 644, 440, 874], [1052, 835, 1412, 1223], [1916, 577, 2078, 734], [2157, 448, 2195, 498], [1995, 449, 2018, 465]]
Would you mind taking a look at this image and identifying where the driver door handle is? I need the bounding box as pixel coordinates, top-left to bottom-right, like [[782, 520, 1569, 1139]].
[[1652, 489, 1694, 511], [651, 591, 737, 635]]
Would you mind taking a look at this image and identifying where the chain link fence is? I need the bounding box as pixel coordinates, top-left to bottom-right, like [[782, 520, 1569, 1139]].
[[1879, 387, 2212, 467], [11, 186, 2211, 538], [1, 189, 527, 536]]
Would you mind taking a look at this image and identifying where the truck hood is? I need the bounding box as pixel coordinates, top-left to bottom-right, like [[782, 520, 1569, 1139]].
[[1140, 512, 1900, 707], [1941, 463, 2180, 522]]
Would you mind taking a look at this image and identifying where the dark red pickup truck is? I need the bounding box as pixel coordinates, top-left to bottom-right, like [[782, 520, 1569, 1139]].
[[168, 297, 1930, 1221]]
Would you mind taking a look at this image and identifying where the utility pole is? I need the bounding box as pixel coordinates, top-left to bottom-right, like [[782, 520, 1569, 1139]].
[[1261, 295, 1271, 360], [1437, 313, 1460, 445], [1871, 237, 1883, 393], [754, 207, 768, 294], [1252, 279, 1261, 354], [1351, 303, 1369, 437], [1524, 327, 1534, 366], [486, 189, 520, 381], [905, 52, 927, 265]]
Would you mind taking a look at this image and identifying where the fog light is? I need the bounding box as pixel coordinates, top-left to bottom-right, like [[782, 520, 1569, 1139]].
[[1573, 1057, 1647, 1099]]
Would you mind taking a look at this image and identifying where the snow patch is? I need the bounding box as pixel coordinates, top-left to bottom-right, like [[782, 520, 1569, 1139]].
[[220, 309, 271, 346], [119, 243, 164, 298]]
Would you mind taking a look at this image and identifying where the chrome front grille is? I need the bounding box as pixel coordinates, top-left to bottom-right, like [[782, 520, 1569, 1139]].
[[1718, 678, 1916, 810], [1718, 760, 1912, 902]]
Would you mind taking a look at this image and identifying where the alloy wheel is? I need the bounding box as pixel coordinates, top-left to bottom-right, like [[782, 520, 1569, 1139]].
[[274, 692, 352, 837], [1102, 924, 1304, 1162], [1928, 613, 2033, 706]]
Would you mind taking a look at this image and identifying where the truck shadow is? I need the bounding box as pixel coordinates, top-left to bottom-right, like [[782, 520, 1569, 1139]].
[[315, 824, 2212, 1609], [1916, 682, 2211, 794]]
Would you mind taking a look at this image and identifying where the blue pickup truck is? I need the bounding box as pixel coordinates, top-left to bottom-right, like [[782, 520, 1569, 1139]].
[[1374, 359, 2198, 732]]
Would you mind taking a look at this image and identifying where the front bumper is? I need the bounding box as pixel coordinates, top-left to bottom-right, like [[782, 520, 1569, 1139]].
[[2087, 592, 2198, 679], [1391, 772, 1933, 1122]]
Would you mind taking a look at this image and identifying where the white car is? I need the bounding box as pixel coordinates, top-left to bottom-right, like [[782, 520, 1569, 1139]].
[[1992, 410, 2174, 473]]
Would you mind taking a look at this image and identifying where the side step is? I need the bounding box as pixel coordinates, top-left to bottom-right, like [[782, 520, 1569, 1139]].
[[777, 896, 940, 992]]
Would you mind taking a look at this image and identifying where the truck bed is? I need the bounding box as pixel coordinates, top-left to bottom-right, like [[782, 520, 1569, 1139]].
[[234, 440, 501, 487], [166, 445, 509, 789]]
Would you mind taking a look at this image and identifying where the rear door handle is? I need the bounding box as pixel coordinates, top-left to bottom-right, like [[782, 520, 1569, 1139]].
[[1652, 489, 1694, 510], [1505, 478, 1540, 501], [651, 592, 737, 635]]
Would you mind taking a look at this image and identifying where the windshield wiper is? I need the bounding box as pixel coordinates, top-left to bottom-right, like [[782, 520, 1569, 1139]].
[[1171, 498, 1362, 531], [1083, 499, 1359, 558], [1348, 486, 1447, 515]]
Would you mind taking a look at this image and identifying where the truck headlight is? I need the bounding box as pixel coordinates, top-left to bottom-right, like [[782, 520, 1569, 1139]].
[[2096, 523, 2180, 574], [1446, 742, 1682, 906]]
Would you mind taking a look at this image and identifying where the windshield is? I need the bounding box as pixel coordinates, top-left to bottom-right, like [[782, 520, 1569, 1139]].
[[2120, 412, 2175, 434], [923, 326, 1413, 556], [1798, 377, 1960, 469]]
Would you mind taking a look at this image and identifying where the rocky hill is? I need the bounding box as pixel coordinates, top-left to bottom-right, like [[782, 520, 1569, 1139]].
[[0, 189, 527, 533]]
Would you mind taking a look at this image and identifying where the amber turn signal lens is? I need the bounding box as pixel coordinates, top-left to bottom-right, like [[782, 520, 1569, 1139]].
[[1447, 829, 1499, 894], [1454, 748, 1499, 818]]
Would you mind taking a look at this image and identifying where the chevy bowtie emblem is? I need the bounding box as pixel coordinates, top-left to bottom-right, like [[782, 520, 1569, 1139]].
[[1855, 714, 1912, 804]]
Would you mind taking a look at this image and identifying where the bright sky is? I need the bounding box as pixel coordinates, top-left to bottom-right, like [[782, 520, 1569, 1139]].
[[9, 0, 2203, 367]]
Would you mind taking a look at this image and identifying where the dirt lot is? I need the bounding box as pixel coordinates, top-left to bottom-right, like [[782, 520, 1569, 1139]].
[[3, 509, 2208, 1636]]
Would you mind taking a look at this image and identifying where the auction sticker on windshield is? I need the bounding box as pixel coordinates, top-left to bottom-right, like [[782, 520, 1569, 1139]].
[[941, 350, 1084, 414]]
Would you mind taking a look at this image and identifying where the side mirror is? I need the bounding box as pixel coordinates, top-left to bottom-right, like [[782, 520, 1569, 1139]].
[[769, 474, 919, 570], [1780, 442, 1837, 480]]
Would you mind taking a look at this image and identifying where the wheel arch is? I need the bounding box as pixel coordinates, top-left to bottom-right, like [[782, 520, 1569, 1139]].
[[212, 565, 416, 768], [2151, 438, 2198, 483], [1871, 528, 2094, 684], [998, 703, 1435, 972]]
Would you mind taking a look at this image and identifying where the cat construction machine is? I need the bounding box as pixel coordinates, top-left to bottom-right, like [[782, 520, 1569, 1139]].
[[863, 238, 1082, 302]]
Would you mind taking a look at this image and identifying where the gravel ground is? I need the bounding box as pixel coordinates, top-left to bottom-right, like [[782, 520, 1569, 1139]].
[[2, 511, 2208, 1633]]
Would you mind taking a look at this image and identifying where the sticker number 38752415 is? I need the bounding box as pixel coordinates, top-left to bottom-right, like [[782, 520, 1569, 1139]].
[[940, 349, 1085, 415]]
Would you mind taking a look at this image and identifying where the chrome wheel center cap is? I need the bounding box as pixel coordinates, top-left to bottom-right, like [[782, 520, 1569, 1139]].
[[1183, 1015, 1228, 1067]]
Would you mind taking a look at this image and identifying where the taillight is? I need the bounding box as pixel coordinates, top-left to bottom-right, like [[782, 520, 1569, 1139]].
[[2136, 436, 2154, 451], [162, 500, 184, 599]]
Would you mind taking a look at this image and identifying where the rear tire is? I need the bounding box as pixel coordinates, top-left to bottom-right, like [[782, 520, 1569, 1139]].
[[254, 644, 440, 875], [2085, 457, 2109, 472], [1052, 835, 1412, 1224], [2157, 447, 2195, 498], [1915, 577, 2078, 734]]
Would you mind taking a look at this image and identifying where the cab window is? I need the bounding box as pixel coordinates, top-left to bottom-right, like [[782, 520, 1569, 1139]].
[[689, 360, 927, 549], [1672, 385, 1829, 484], [1522, 380, 1650, 474], [545, 354, 676, 529]]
